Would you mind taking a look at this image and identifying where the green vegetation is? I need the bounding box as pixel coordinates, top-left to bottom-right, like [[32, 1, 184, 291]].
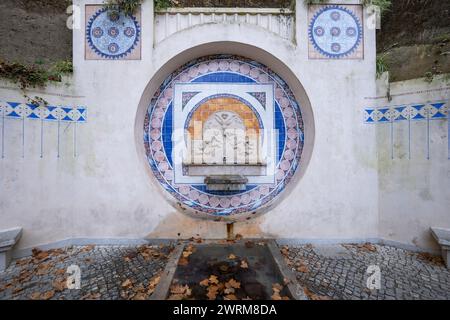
[[305, 0, 391, 15], [376, 53, 389, 78], [104, 0, 144, 16], [0, 59, 73, 90]]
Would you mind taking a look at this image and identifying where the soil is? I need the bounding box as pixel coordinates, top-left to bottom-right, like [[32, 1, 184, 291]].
[[0, 0, 449, 82], [0, 0, 72, 67], [377, 0, 450, 81]]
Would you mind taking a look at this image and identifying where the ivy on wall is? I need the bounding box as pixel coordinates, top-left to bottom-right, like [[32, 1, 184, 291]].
[[0, 59, 73, 105]]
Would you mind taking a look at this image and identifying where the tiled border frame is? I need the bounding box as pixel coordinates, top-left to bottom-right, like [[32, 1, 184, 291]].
[[308, 4, 364, 60], [85, 5, 141, 60], [144, 55, 305, 219]]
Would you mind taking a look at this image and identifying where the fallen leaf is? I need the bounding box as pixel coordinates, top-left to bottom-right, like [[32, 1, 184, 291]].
[[32, 248, 50, 261], [280, 246, 289, 256], [53, 278, 67, 292], [182, 251, 193, 258], [30, 292, 41, 300], [296, 264, 309, 273], [41, 290, 55, 300], [81, 245, 95, 252], [208, 275, 219, 284], [170, 284, 189, 295], [55, 268, 66, 276], [272, 283, 283, 293], [147, 275, 161, 295], [132, 292, 147, 300], [225, 279, 240, 289], [206, 288, 218, 300], [178, 257, 189, 266], [224, 287, 235, 294], [121, 279, 133, 288], [199, 279, 210, 287], [224, 294, 237, 300], [228, 254, 237, 260], [271, 292, 282, 300], [240, 260, 249, 269]]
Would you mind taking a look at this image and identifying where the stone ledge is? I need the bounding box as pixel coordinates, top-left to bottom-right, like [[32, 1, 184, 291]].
[[430, 227, 450, 269], [0, 227, 23, 272]]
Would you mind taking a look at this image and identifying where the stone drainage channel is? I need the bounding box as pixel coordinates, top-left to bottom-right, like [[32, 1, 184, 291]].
[[151, 240, 308, 300]]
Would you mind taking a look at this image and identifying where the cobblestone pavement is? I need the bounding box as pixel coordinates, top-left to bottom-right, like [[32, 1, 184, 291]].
[[1, 242, 449, 300], [282, 243, 450, 300], [0, 244, 174, 300]]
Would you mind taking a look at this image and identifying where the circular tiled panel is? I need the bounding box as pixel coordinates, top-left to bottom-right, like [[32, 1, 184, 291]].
[[144, 55, 305, 219], [308, 5, 363, 59], [86, 8, 140, 59]]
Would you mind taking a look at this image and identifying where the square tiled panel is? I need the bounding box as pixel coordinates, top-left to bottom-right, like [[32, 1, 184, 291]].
[[308, 5, 364, 59], [85, 5, 141, 60]]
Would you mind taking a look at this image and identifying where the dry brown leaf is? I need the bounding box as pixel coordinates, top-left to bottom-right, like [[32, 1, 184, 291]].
[[240, 260, 249, 269], [178, 257, 189, 266], [225, 279, 241, 289], [296, 264, 309, 273], [121, 279, 133, 288], [30, 292, 41, 300], [280, 246, 289, 256], [170, 284, 189, 295], [35, 263, 52, 275], [147, 275, 161, 294], [81, 245, 95, 252], [271, 292, 282, 300], [357, 243, 377, 253], [132, 292, 148, 300], [32, 248, 50, 261], [224, 287, 235, 294], [224, 294, 238, 300], [272, 283, 283, 293], [182, 251, 193, 258], [41, 290, 55, 300], [53, 278, 66, 292], [55, 268, 66, 276], [206, 290, 218, 300], [228, 254, 236, 260], [208, 275, 219, 284], [417, 252, 444, 265], [199, 279, 210, 287], [168, 294, 185, 300]]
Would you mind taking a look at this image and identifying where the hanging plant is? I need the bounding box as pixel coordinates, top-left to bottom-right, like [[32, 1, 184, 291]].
[[104, 0, 144, 17]]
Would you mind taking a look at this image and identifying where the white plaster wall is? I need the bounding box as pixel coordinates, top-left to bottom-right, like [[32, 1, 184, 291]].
[[0, 0, 381, 251], [375, 74, 450, 251]]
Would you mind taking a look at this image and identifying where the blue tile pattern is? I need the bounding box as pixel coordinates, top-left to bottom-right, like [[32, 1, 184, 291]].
[[364, 101, 448, 123], [308, 5, 363, 59], [86, 7, 140, 59], [144, 55, 304, 218], [0, 101, 87, 123]]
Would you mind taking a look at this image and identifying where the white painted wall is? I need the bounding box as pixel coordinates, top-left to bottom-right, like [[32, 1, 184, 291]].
[[374, 74, 450, 251], [6, 0, 445, 253]]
